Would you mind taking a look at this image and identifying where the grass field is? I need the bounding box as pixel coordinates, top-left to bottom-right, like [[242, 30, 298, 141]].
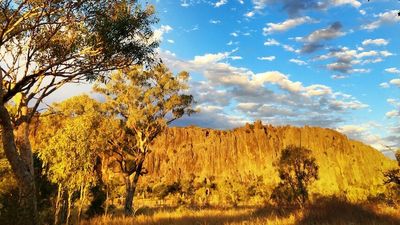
[[81, 198, 400, 225]]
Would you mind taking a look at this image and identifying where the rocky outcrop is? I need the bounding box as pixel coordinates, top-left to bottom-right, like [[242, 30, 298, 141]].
[[145, 122, 396, 198]]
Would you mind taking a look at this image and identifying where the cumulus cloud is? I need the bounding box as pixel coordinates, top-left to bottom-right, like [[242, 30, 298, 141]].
[[264, 38, 280, 46], [386, 110, 400, 118], [389, 79, 400, 87], [160, 49, 368, 128], [172, 104, 248, 129], [316, 47, 392, 74], [380, 82, 390, 88], [362, 38, 389, 46], [263, 16, 315, 35], [153, 25, 173, 42], [361, 10, 400, 30], [191, 52, 231, 64], [214, 0, 228, 7], [336, 123, 388, 150], [250, 0, 360, 16], [299, 22, 345, 53], [302, 22, 344, 43], [385, 67, 400, 74], [332, 0, 361, 8]]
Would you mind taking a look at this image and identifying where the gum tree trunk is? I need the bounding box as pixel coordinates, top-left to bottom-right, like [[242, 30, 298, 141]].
[[66, 191, 72, 225], [124, 157, 144, 215], [0, 102, 38, 225], [54, 184, 63, 225]]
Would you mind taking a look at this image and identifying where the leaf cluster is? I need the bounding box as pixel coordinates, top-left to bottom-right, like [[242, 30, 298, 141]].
[[271, 145, 319, 207]]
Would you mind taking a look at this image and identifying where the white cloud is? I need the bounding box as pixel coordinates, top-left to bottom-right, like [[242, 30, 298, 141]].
[[230, 32, 238, 37], [160, 50, 368, 128], [153, 25, 173, 41], [332, 0, 361, 8], [237, 102, 260, 111], [245, 11, 255, 17], [180, 0, 189, 7], [389, 79, 400, 87], [361, 10, 400, 30], [380, 82, 390, 88], [264, 38, 280, 46], [336, 123, 388, 150], [337, 125, 367, 135], [167, 39, 174, 44], [386, 110, 400, 118], [299, 22, 345, 53], [352, 68, 370, 73], [263, 16, 315, 35], [209, 19, 221, 24], [362, 38, 389, 46], [316, 47, 392, 74], [305, 84, 332, 96], [191, 52, 230, 64], [331, 75, 348, 79], [302, 22, 344, 43], [215, 0, 228, 7], [230, 56, 243, 60], [257, 56, 276, 61], [289, 58, 307, 66], [385, 67, 400, 74], [249, 0, 361, 16], [380, 51, 394, 57]]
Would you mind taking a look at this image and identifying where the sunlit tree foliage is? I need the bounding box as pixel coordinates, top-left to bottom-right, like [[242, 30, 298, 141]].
[[0, 1, 158, 223], [271, 146, 319, 207], [94, 64, 195, 214]]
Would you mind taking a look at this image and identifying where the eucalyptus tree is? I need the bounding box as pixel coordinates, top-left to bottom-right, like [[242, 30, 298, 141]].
[[37, 95, 105, 224], [0, 1, 158, 222], [271, 146, 319, 207], [94, 65, 195, 215]]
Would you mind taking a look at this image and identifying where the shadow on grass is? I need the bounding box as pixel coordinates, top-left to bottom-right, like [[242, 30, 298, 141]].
[[82, 197, 400, 225], [297, 197, 400, 225]]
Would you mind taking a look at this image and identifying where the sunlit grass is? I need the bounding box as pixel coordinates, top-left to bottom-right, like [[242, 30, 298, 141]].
[[81, 198, 400, 225]]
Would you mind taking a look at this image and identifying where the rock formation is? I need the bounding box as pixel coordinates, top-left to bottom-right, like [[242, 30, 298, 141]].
[[145, 122, 396, 199]]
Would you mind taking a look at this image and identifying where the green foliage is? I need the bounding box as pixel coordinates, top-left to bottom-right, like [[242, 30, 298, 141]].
[[94, 64, 195, 214], [38, 96, 102, 192], [271, 146, 319, 207]]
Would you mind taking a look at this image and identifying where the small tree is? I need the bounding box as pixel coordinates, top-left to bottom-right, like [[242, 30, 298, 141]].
[[271, 145, 319, 207], [384, 150, 400, 186], [94, 64, 195, 215]]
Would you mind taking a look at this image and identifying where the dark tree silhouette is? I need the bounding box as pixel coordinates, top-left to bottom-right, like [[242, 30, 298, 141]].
[[384, 150, 400, 186], [271, 146, 319, 207]]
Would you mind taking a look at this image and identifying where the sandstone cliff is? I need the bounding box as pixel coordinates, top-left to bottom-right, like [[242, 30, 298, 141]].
[[145, 122, 396, 199]]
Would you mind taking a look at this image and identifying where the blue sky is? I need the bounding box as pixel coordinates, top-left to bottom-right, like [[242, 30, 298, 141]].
[[144, 0, 400, 152]]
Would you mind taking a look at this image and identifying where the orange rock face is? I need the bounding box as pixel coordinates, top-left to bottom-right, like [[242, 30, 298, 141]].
[[146, 123, 396, 199]]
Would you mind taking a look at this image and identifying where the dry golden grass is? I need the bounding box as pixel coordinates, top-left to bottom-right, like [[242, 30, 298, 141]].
[[81, 198, 400, 225]]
